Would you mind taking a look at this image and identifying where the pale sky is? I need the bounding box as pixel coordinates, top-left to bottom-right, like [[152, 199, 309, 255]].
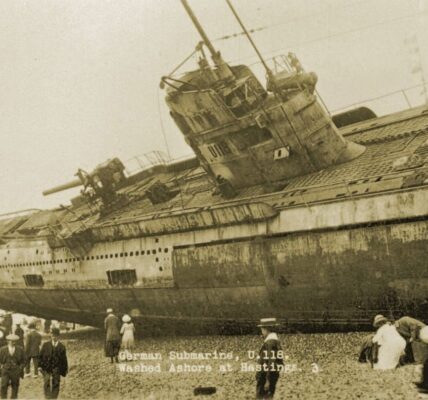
[[0, 0, 427, 214]]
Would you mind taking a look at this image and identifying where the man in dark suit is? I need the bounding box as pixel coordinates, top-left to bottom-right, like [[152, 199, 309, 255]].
[[2, 315, 12, 337], [104, 308, 121, 363], [0, 334, 25, 399], [38, 328, 68, 399], [13, 325, 24, 350], [256, 318, 284, 399], [24, 322, 42, 377], [0, 329, 6, 350]]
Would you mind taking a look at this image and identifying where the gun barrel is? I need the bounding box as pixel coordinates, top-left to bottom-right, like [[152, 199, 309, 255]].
[[42, 178, 82, 196]]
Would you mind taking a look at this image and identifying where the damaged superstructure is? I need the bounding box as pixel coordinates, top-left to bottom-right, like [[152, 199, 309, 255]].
[[0, 0, 427, 333]]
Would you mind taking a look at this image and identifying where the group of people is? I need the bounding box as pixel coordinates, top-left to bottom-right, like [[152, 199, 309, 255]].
[[104, 308, 135, 363], [3, 309, 422, 399], [251, 314, 428, 399], [358, 314, 428, 393], [0, 322, 68, 399]]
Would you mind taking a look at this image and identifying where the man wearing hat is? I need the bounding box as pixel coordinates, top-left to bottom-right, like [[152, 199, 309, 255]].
[[38, 327, 68, 399], [0, 333, 25, 399], [256, 318, 283, 399], [24, 322, 42, 378], [104, 308, 121, 363], [3, 314, 12, 337], [13, 325, 24, 351]]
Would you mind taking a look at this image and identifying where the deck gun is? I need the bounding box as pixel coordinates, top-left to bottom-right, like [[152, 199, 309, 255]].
[[43, 158, 126, 208]]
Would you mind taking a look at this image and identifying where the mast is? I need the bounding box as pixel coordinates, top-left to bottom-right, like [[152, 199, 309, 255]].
[[180, 0, 234, 80], [224, 0, 274, 80]]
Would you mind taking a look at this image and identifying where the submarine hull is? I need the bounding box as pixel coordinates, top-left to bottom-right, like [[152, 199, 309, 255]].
[[0, 202, 426, 334]]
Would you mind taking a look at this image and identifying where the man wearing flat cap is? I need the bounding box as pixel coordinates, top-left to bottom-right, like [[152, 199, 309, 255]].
[[256, 318, 283, 399], [0, 334, 25, 399], [39, 327, 68, 399]]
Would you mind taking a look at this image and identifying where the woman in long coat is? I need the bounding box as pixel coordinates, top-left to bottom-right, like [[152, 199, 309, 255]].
[[104, 308, 121, 363]]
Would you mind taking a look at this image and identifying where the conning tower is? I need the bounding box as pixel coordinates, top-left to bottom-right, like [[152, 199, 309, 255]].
[[162, 0, 365, 196]]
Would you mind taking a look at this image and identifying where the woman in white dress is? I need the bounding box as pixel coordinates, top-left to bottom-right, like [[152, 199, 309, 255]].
[[372, 314, 406, 370], [120, 314, 135, 351]]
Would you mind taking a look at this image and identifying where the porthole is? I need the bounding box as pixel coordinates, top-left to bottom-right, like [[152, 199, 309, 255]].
[[159, 266, 163, 271], [130, 252, 134, 257], [164, 248, 169, 253]]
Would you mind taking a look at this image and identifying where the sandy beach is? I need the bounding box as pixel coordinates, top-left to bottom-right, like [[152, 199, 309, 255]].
[[14, 328, 426, 399]]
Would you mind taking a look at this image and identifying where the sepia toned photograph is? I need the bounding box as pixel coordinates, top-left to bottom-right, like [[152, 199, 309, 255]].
[[0, 0, 427, 398]]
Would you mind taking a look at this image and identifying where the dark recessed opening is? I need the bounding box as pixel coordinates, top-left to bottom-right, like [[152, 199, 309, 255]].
[[106, 269, 137, 286]]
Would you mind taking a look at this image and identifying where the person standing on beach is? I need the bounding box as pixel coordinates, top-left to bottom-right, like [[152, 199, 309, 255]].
[[13, 324, 24, 350], [38, 327, 68, 399], [104, 308, 121, 363], [256, 318, 284, 399], [24, 322, 42, 378], [3, 315, 12, 337], [0, 334, 25, 399], [120, 315, 135, 352]]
